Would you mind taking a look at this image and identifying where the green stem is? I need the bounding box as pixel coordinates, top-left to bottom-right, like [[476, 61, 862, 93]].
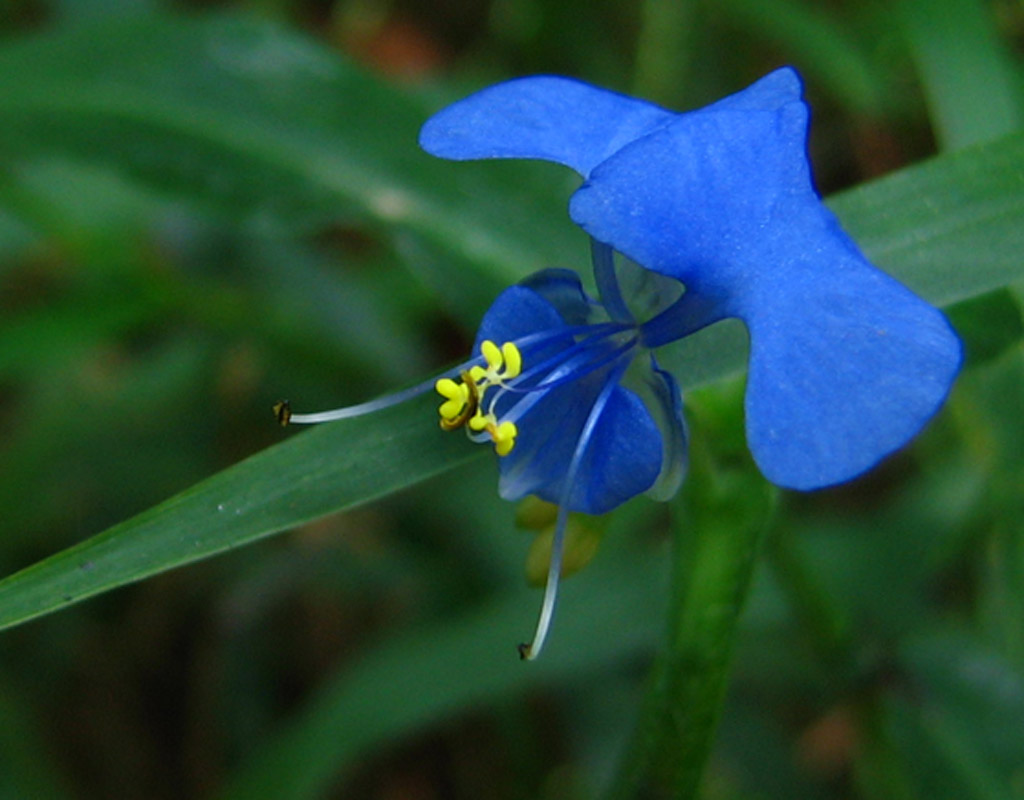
[[606, 461, 776, 799], [766, 522, 853, 673]]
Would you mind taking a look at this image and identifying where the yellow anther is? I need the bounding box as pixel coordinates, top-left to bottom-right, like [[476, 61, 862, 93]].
[[481, 340, 503, 371], [435, 378, 465, 419], [489, 420, 518, 456], [502, 342, 522, 378], [435, 377, 463, 402], [435, 340, 522, 452], [435, 373, 479, 430]]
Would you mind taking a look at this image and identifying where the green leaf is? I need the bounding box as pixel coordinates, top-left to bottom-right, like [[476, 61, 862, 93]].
[[0, 394, 479, 632], [832, 131, 1024, 309]]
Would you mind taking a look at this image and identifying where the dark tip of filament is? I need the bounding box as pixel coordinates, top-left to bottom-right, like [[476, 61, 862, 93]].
[[273, 400, 292, 426], [517, 642, 531, 660]]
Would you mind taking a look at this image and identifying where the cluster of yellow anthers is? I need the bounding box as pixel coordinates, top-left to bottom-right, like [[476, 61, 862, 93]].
[[436, 340, 522, 456]]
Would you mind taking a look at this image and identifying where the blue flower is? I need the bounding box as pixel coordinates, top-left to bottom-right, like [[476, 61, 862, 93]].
[[419, 67, 961, 494], [282, 69, 961, 658]]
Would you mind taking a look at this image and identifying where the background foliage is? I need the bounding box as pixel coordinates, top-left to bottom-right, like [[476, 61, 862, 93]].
[[0, 0, 1022, 798]]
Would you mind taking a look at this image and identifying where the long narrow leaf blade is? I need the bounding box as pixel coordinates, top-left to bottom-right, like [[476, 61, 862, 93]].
[[0, 395, 479, 631]]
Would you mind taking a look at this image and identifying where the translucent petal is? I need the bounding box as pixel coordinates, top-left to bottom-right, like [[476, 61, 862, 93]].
[[637, 354, 688, 501], [517, 268, 596, 326], [419, 76, 674, 177], [742, 245, 962, 489]]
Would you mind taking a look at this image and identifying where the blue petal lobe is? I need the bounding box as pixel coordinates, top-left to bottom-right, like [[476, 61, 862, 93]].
[[419, 76, 674, 177], [743, 250, 962, 489], [703, 67, 803, 113], [474, 283, 574, 357]]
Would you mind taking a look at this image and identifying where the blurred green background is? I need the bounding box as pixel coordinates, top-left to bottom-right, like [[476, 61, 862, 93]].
[[0, 0, 1022, 798]]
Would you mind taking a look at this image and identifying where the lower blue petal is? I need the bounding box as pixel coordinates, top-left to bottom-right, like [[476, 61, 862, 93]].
[[498, 374, 662, 514], [476, 283, 663, 514]]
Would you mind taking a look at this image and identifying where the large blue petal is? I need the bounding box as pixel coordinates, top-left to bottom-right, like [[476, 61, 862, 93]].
[[561, 69, 961, 487], [742, 238, 962, 489], [419, 76, 674, 177], [475, 283, 663, 514]]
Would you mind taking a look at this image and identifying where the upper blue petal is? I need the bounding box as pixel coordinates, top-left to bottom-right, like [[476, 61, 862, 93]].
[[476, 281, 662, 513], [419, 76, 674, 177], [419, 68, 803, 181], [567, 83, 814, 304]]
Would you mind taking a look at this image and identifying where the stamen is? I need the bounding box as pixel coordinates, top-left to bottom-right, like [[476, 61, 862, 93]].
[[275, 323, 629, 430], [436, 372, 479, 430], [436, 340, 524, 456], [273, 400, 292, 426], [489, 420, 517, 456], [280, 374, 443, 425], [518, 360, 628, 661], [501, 342, 522, 378], [494, 334, 638, 437]]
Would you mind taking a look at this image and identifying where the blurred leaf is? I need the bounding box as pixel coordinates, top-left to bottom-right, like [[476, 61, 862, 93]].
[[0, 13, 1019, 304], [0, 13, 579, 284], [831, 130, 1024, 309], [715, 0, 890, 115], [0, 672, 73, 799], [899, 0, 1024, 150], [959, 347, 1024, 670], [0, 291, 158, 380], [883, 629, 1024, 799], [946, 291, 1024, 367], [218, 543, 667, 800]]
